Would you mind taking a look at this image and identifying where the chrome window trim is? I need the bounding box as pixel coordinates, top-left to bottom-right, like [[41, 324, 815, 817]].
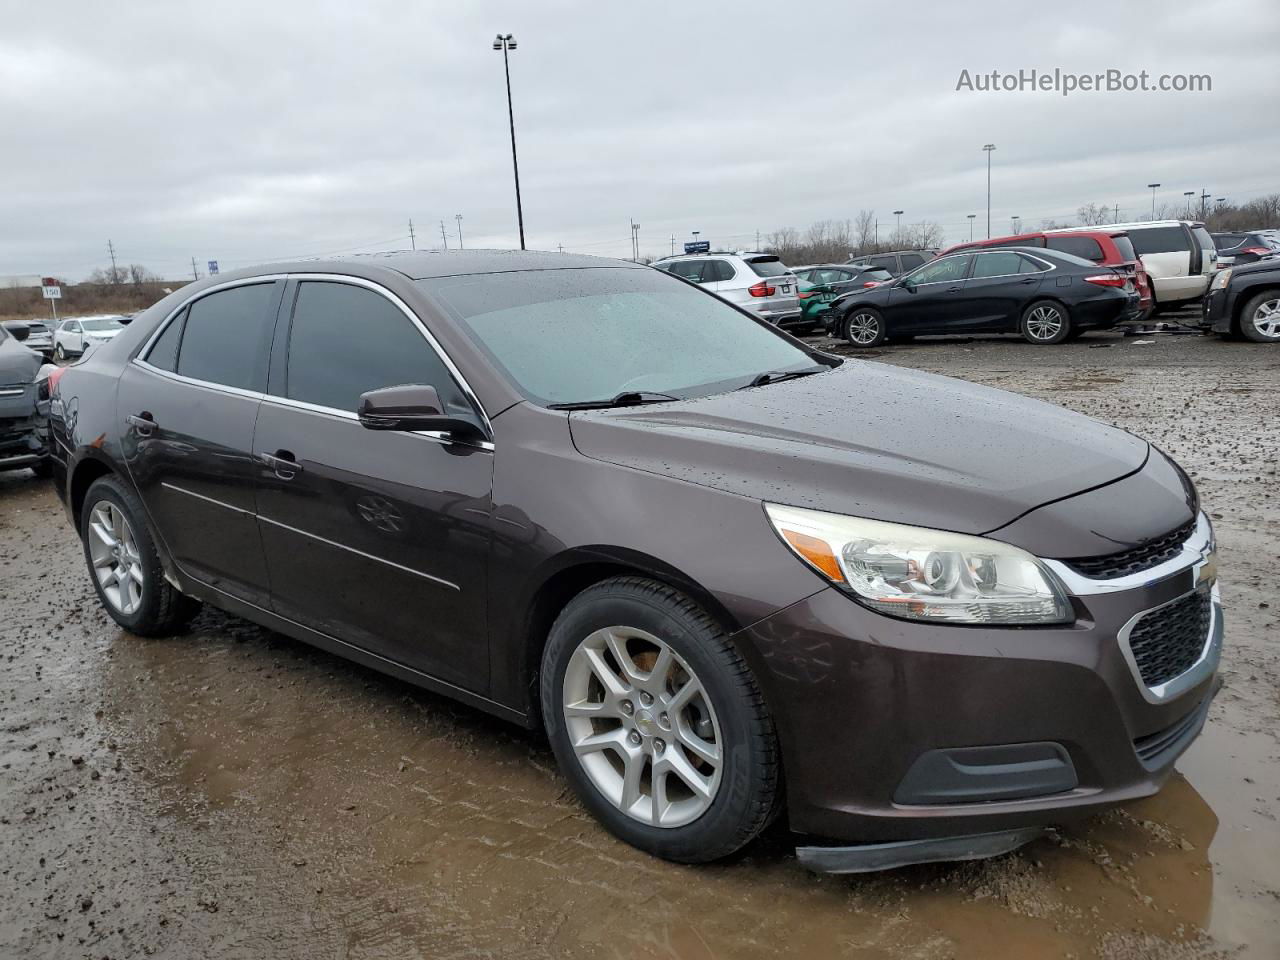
[[282, 272, 493, 439], [256, 514, 460, 591], [134, 274, 288, 362], [1041, 512, 1214, 596], [1116, 584, 1222, 705], [260, 393, 495, 453], [129, 271, 494, 449]]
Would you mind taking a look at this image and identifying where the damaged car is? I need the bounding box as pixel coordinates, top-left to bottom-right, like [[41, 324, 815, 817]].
[[0, 321, 54, 477]]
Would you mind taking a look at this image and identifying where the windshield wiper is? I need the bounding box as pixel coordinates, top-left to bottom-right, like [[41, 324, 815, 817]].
[[739, 367, 827, 390], [548, 390, 683, 411]]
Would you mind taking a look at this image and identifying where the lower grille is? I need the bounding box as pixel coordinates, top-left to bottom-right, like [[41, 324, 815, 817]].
[[1127, 590, 1212, 688]]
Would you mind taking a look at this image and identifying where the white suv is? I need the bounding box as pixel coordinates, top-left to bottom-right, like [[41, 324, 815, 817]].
[[653, 252, 806, 329], [1048, 220, 1215, 310]]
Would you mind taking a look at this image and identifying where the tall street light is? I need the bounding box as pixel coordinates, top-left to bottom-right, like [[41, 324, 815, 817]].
[[893, 210, 904, 239], [1183, 190, 1195, 217], [967, 213, 976, 240], [982, 144, 996, 238], [493, 33, 525, 250], [1147, 183, 1161, 220]]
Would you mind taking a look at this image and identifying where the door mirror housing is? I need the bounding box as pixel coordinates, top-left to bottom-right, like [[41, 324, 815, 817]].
[[357, 384, 486, 441]]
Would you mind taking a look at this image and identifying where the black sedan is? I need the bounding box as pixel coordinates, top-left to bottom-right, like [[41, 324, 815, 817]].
[[825, 247, 1142, 347]]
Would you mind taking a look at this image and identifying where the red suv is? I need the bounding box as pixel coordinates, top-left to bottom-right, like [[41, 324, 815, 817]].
[[942, 230, 1153, 318]]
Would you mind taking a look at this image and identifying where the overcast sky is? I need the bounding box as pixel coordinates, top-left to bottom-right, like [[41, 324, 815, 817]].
[[2, 0, 1277, 280]]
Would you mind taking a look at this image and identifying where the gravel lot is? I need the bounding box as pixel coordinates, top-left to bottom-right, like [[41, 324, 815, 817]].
[[2, 326, 1277, 959]]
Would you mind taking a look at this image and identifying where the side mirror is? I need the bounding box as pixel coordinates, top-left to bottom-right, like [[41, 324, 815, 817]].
[[357, 384, 486, 442], [900, 278, 916, 293], [3, 320, 30, 342]]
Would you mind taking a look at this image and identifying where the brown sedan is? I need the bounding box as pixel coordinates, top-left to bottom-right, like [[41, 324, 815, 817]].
[[48, 251, 1222, 872]]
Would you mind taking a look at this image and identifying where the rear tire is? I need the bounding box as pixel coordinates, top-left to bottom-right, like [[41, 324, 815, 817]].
[[1238, 290, 1280, 343], [80, 475, 201, 637], [540, 576, 780, 864], [1020, 300, 1072, 344], [843, 308, 887, 348]]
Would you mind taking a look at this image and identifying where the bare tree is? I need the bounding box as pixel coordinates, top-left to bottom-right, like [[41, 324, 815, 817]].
[[1077, 202, 1112, 226], [1040, 218, 1071, 230], [853, 209, 877, 256]]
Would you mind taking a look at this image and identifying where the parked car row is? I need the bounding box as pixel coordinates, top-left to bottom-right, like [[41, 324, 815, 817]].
[[653, 252, 807, 329]]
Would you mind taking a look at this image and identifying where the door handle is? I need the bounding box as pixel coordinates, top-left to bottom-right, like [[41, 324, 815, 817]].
[[126, 412, 156, 436], [1019, 277, 1038, 284], [946, 286, 963, 292], [260, 450, 302, 479]]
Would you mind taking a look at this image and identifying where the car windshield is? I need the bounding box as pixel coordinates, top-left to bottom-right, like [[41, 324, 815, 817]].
[[81, 316, 124, 331], [424, 267, 826, 406]]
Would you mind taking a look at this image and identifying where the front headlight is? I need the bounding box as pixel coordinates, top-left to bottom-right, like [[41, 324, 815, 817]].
[[766, 503, 1072, 625], [1210, 268, 1232, 291]]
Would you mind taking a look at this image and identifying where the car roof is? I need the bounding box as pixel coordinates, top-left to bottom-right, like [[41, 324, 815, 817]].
[[1045, 220, 1201, 233], [213, 249, 646, 283]]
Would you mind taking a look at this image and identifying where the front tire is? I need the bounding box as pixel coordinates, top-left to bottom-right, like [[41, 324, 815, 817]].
[[54, 343, 66, 361], [843, 307, 887, 348], [540, 577, 780, 863], [80, 476, 201, 637], [1239, 290, 1280, 343], [1020, 300, 1072, 344]]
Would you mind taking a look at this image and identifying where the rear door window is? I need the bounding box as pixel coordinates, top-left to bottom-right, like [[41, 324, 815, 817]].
[[971, 251, 1027, 278], [1129, 226, 1192, 255], [1047, 236, 1105, 262], [175, 283, 278, 391], [145, 308, 186, 372], [285, 281, 468, 415]]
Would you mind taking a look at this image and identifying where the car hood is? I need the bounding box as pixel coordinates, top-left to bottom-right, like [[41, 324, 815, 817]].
[[568, 362, 1149, 535], [0, 336, 40, 384]]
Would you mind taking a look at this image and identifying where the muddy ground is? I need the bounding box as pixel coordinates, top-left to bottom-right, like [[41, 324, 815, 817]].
[[2, 325, 1277, 959]]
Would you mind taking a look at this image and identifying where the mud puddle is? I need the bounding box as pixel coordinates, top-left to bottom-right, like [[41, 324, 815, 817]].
[[3, 334, 1277, 958]]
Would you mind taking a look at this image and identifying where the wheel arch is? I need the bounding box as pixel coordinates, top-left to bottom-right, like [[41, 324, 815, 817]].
[[517, 547, 744, 726], [1233, 283, 1280, 335], [68, 452, 119, 530]]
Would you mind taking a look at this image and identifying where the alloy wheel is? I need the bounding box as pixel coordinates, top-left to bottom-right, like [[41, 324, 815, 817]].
[[87, 501, 144, 615], [846, 312, 881, 345], [1026, 305, 1064, 341], [561, 626, 723, 828], [1251, 297, 1280, 339]]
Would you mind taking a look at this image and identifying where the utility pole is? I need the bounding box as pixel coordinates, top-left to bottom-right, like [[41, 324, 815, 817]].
[[1114, 202, 1120, 221], [629, 219, 640, 261], [1199, 189, 1211, 221], [755, 229, 761, 250], [456, 214, 464, 249], [190, 257, 199, 281], [409, 218, 416, 250], [983, 144, 996, 239], [107, 239, 118, 282], [557, 243, 564, 253], [440, 220, 449, 250], [670, 234, 676, 256]]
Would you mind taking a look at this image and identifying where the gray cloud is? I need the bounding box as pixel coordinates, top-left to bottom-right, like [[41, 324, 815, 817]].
[[2, 0, 1276, 279]]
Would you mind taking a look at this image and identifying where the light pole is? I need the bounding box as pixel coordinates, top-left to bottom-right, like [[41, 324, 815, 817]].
[[692, 230, 700, 251], [967, 213, 976, 240], [455, 214, 464, 249], [493, 34, 525, 250], [1147, 183, 1160, 220], [1011, 216, 1021, 234], [1183, 191, 1195, 219], [893, 210, 904, 241], [983, 144, 996, 238]]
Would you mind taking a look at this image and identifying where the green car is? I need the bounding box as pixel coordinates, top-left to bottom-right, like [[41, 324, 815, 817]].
[[793, 264, 895, 331]]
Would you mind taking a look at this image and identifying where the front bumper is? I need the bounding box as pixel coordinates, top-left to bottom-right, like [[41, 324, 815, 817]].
[[1201, 288, 1230, 332], [737, 531, 1221, 850], [0, 383, 50, 471]]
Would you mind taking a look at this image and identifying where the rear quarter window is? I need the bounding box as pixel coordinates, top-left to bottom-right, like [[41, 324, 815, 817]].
[[1110, 235, 1137, 262], [1047, 236, 1105, 262], [1129, 226, 1192, 256]]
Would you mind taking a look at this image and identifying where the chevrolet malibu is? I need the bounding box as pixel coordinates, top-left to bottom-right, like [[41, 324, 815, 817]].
[[48, 251, 1222, 872]]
